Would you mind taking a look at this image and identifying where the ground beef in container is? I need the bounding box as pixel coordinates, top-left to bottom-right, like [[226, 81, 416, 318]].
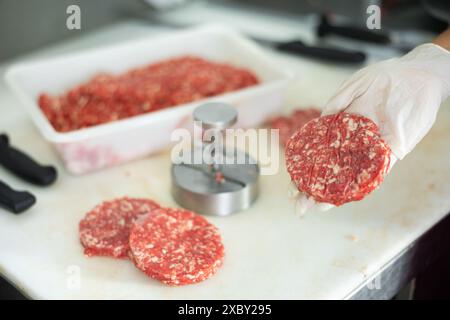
[[129, 207, 224, 286], [285, 112, 391, 206], [79, 197, 160, 259], [39, 56, 259, 132]]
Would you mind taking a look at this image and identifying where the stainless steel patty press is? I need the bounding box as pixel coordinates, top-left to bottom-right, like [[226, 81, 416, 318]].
[[171, 102, 259, 216]]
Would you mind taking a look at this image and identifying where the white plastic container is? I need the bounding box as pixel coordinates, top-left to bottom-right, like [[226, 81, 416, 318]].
[[5, 25, 292, 174]]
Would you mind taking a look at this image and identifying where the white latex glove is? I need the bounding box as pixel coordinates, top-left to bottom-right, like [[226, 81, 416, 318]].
[[323, 43, 450, 159], [294, 43, 450, 215]]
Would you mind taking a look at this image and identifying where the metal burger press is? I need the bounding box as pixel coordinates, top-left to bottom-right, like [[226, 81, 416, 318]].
[[171, 102, 260, 216]]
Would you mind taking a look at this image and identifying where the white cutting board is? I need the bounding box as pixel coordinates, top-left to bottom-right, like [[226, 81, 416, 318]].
[[0, 21, 450, 300]]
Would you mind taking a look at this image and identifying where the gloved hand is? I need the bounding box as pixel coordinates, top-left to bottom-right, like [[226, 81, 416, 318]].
[[293, 43, 450, 215], [323, 43, 450, 159]]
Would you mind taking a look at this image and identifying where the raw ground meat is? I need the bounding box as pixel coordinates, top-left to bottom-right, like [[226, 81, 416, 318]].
[[39, 56, 259, 132], [270, 116, 293, 147], [269, 108, 321, 146], [285, 112, 391, 206], [79, 197, 160, 259], [129, 207, 224, 286]]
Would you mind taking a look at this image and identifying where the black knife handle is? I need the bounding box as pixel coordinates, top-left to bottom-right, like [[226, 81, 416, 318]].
[[0, 180, 36, 214], [276, 41, 366, 64], [317, 14, 390, 44], [0, 134, 57, 186]]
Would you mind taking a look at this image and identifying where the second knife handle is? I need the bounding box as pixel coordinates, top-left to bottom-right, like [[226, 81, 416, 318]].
[[0, 180, 36, 214], [0, 134, 57, 186]]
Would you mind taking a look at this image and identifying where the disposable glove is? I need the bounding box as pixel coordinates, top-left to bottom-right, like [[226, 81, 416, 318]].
[[292, 43, 450, 214]]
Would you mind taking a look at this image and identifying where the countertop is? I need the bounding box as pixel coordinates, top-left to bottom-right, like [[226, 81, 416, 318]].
[[0, 12, 449, 299]]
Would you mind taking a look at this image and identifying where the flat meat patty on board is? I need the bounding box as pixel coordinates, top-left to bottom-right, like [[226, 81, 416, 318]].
[[79, 197, 160, 258], [285, 112, 391, 206], [129, 207, 224, 286]]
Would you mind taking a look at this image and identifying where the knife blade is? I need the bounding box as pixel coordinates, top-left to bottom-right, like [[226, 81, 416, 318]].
[[252, 36, 366, 64]]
